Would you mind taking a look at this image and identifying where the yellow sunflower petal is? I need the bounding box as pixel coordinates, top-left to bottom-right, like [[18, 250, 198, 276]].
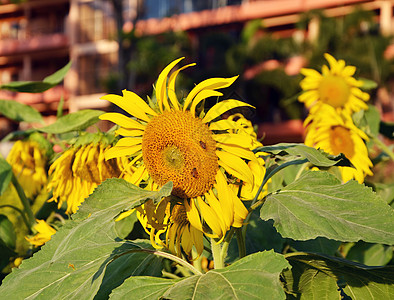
[[219, 143, 257, 161], [100, 113, 146, 130], [115, 128, 144, 137], [168, 63, 196, 110], [104, 145, 142, 160], [114, 137, 143, 147], [217, 150, 254, 185], [190, 227, 204, 256], [100, 94, 151, 123], [196, 196, 223, 238], [213, 133, 254, 148], [214, 171, 234, 227], [185, 199, 203, 231], [202, 99, 255, 123], [183, 76, 238, 111], [204, 191, 228, 232], [156, 57, 185, 112], [115, 209, 135, 221], [190, 90, 223, 116], [122, 90, 158, 117], [209, 119, 239, 131]]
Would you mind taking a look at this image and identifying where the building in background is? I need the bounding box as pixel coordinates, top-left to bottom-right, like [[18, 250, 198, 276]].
[[0, 0, 393, 142]]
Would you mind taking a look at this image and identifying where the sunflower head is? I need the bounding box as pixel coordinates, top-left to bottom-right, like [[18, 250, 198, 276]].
[[100, 57, 267, 256], [304, 105, 373, 183], [142, 110, 218, 198], [47, 132, 129, 214], [7, 133, 50, 198], [299, 53, 369, 114]]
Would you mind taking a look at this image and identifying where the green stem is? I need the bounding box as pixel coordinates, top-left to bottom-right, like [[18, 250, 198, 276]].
[[211, 238, 224, 269], [192, 247, 203, 274], [235, 228, 246, 259], [371, 135, 394, 161], [220, 227, 235, 264], [11, 174, 36, 229], [0, 205, 30, 230], [114, 248, 202, 275]]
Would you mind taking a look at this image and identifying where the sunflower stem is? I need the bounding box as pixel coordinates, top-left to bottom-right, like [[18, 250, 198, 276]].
[[220, 227, 235, 264], [211, 238, 224, 269], [11, 174, 36, 230], [192, 247, 203, 274], [113, 248, 202, 275], [371, 135, 394, 161], [0, 205, 30, 230], [235, 227, 246, 259]]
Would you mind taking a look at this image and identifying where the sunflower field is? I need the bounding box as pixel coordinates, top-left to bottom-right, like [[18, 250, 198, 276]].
[[0, 53, 393, 299]]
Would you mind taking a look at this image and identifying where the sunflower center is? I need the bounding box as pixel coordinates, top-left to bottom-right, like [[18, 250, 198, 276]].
[[318, 75, 351, 108], [329, 126, 355, 159], [142, 110, 218, 198]]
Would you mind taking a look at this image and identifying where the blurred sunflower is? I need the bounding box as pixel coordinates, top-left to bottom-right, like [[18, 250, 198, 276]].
[[101, 57, 263, 257], [304, 105, 373, 183], [6, 135, 49, 198], [299, 53, 369, 115], [25, 219, 56, 247], [47, 137, 130, 214]]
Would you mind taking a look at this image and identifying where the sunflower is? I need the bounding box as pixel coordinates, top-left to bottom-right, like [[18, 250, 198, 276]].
[[25, 219, 56, 247], [299, 53, 369, 115], [100, 57, 263, 257], [304, 105, 373, 183], [6, 137, 48, 198], [47, 138, 129, 214], [225, 113, 268, 200]]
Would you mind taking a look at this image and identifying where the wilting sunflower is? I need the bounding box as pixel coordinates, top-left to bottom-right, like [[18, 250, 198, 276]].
[[25, 219, 56, 247], [100, 57, 263, 257], [304, 105, 373, 183], [6, 136, 49, 198], [299, 53, 369, 115], [47, 137, 129, 214]]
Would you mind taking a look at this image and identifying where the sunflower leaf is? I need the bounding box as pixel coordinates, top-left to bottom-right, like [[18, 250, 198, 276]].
[[282, 252, 394, 300], [0, 157, 12, 196], [109, 250, 290, 300], [256, 143, 352, 167], [260, 171, 394, 245], [0, 180, 172, 299], [0, 99, 44, 123], [0, 62, 71, 93], [38, 109, 104, 134]]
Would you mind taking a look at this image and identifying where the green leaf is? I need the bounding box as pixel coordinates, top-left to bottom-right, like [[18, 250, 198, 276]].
[[257, 143, 351, 167], [353, 105, 380, 137], [260, 171, 394, 245], [227, 212, 285, 263], [110, 250, 290, 300], [282, 252, 394, 300], [359, 77, 378, 90], [0, 62, 71, 93], [288, 237, 341, 256], [346, 242, 393, 266], [0, 214, 16, 249], [0, 99, 43, 123], [0, 157, 12, 196], [0, 179, 173, 299], [42, 61, 72, 85], [38, 109, 104, 134], [115, 210, 139, 239], [0, 214, 17, 271]]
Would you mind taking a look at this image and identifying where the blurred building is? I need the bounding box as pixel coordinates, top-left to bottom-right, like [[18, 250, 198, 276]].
[[0, 0, 393, 141]]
